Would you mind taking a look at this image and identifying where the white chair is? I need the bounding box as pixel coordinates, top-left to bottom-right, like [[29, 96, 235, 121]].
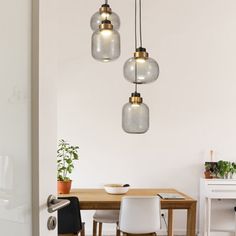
[[119, 196, 161, 235], [93, 210, 120, 236]]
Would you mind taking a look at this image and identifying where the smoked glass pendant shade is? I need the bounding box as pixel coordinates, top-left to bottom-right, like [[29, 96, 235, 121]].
[[123, 47, 159, 84], [122, 93, 149, 134], [90, 4, 120, 31], [91, 20, 120, 62]]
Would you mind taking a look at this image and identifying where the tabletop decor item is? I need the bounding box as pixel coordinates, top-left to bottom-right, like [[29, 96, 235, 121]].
[[57, 139, 79, 194], [104, 184, 130, 195]]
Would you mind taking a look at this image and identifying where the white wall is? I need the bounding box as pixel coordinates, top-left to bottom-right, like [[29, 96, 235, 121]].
[[57, 0, 236, 235]]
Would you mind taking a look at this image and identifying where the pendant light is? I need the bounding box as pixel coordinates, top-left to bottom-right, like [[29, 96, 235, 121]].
[[90, 1, 120, 31], [122, 91, 149, 134], [123, 0, 159, 84], [122, 3, 149, 134], [91, 0, 121, 62], [122, 0, 159, 134]]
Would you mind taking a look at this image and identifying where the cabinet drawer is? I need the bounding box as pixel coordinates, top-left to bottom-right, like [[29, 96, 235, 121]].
[[206, 184, 236, 198]]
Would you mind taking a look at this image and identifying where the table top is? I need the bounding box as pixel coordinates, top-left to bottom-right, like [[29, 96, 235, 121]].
[[60, 188, 196, 210]]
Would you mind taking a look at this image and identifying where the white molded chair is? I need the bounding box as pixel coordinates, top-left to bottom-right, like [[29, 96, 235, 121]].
[[93, 210, 120, 236], [119, 196, 161, 235]]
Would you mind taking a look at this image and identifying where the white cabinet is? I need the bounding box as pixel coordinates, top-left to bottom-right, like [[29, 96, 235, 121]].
[[199, 178, 236, 236]]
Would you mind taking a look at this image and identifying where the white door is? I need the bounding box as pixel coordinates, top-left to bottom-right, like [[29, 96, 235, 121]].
[[0, 0, 58, 235]]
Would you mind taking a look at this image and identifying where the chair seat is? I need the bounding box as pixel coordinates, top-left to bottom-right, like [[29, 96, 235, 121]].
[[93, 210, 119, 223]]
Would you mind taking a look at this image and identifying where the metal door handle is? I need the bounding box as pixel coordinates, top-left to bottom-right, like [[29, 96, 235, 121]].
[[47, 195, 70, 213]]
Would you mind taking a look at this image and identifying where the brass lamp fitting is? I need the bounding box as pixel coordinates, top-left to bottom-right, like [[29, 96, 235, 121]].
[[129, 92, 143, 104], [99, 19, 113, 30], [99, 4, 112, 14], [134, 47, 149, 59]]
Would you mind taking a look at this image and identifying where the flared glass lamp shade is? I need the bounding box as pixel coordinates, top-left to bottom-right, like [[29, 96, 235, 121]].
[[123, 56, 159, 84], [122, 94, 149, 134], [90, 11, 120, 31], [92, 24, 120, 62]]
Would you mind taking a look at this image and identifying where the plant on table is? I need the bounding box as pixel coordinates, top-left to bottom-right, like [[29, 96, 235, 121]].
[[57, 139, 79, 193]]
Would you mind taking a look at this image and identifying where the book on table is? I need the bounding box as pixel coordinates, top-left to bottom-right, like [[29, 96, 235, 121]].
[[157, 193, 185, 199]]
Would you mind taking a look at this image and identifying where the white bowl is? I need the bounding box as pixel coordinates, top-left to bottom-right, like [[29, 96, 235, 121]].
[[104, 184, 130, 195]]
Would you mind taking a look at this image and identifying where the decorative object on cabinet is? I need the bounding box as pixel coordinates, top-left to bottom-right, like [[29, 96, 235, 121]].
[[57, 139, 79, 194], [204, 160, 236, 179]]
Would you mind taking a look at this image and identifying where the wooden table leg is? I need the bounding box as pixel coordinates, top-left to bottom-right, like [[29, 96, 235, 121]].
[[187, 202, 197, 236], [168, 209, 174, 236]]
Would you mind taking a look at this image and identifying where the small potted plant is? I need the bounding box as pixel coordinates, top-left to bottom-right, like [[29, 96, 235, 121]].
[[204, 150, 217, 179], [57, 139, 79, 194], [229, 162, 236, 179], [217, 160, 231, 179], [204, 162, 213, 179]]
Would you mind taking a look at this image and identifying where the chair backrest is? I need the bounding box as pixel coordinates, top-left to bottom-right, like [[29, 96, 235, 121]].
[[119, 196, 161, 234], [58, 197, 83, 234]]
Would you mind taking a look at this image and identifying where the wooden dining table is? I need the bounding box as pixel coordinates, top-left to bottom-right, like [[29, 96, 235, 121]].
[[61, 188, 197, 236]]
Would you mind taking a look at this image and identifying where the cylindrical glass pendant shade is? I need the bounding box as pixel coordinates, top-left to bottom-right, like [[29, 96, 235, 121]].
[[122, 93, 149, 134], [90, 11, 120, 31], [123, 48, 159, 84], [92, 21, 120, 62]]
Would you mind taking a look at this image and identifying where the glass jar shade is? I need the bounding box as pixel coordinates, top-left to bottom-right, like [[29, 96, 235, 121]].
[[123, 57, 159, 84], [122, 102, 149, 134], [91, 28, 120, 62], [90, 11, 120, 31]]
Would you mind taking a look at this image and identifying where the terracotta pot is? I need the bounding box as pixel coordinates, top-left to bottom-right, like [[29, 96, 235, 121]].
[[204, 171, 213, 179], [57, 180, 72, 194]]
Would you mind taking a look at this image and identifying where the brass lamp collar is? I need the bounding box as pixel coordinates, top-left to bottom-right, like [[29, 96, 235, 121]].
[[99, 4, 112, 14], [99, 20, 113, 30], [129, 92, 143, 104], [134, 47, 149, 59]]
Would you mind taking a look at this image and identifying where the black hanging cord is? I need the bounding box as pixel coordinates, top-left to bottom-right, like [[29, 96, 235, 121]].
[[135, 0, 138, 50], [105, 0, 108, 5], [139, 0, 143, 47], [134, 0, 138, 92]]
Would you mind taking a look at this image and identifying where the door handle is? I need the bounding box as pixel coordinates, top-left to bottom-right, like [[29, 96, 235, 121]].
[[47, 195, 70, 213]]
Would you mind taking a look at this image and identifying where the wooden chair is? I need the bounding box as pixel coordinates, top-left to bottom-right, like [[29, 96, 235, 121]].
[[58, 197, 85, 236]]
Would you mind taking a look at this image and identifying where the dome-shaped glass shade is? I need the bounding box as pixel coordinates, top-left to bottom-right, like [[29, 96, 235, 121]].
[[122, 102, 149, 134], [92, 28, 120, 62], [90, 11, 120, 31], [123, 57, 159, 84]]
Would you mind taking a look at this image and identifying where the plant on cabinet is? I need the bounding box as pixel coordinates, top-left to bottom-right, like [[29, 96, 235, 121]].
[[57, 139, 79, 194], [217, 160, 231, 179]]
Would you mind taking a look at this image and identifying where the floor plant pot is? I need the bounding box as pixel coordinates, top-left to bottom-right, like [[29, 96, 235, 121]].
[[57, 180, 72, 194]]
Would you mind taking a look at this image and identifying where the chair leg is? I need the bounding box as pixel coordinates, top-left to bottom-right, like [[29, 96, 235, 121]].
[[80, 222, 85, 236], [116, 223, 120, 236], [93, 220, 97, 236], [98, 222, 103, 236]]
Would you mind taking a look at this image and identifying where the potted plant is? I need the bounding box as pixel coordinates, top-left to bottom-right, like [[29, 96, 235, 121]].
[[204, 162, 213, 179], [204, 162, 218, 179], [204, 150, 218, 179], [217, 160, 231, 179], [229, 162, 236, 179], [57, 139, 79, 194]]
